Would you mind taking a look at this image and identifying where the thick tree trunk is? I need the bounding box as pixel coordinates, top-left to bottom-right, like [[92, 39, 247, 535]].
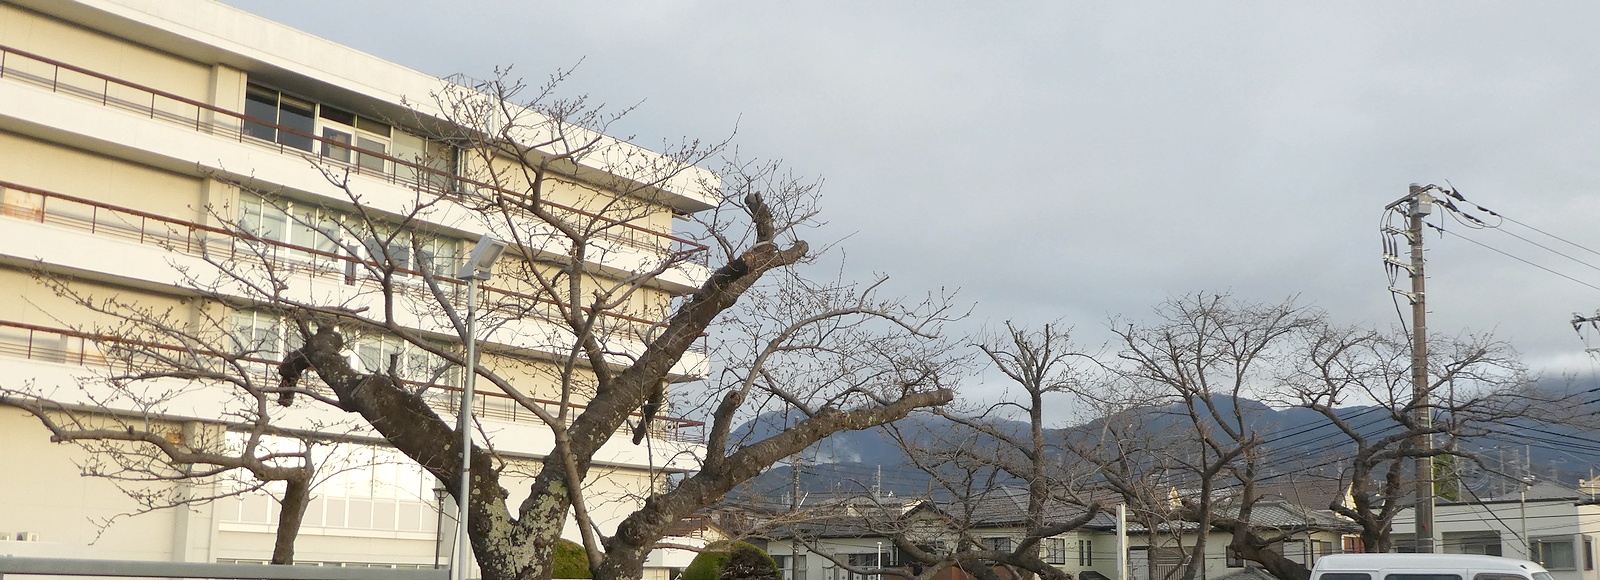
[[1233, 541, 1310, 580], [271, 477, 313, 565]]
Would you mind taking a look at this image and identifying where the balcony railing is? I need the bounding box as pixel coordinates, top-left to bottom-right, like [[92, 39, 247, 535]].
[[0, 178, 709, 356], [0, 43, 709, 264], [0, 319, 705, 444]]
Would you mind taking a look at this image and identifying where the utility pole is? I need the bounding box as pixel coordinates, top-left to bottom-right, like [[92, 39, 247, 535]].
[[789, 410, 802, 580], [1386, 184, 1435, 553]]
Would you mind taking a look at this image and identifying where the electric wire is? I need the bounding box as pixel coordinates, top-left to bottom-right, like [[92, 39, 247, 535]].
[[1424, 221, 1600, 294]]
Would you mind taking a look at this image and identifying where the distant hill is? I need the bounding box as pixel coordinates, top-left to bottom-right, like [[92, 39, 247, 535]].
[[726, 385, 1600, 505]]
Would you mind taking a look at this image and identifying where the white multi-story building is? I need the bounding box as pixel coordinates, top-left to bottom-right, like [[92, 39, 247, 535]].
[[0, 0, 714, 574]]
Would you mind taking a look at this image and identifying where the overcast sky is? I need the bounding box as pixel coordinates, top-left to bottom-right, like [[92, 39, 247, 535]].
[[219, 1, 1600, 384]]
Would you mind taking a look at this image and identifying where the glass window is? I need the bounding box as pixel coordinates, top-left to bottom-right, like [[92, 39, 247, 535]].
[[361, 227, 414, 272], [231, 310, 284, 362], [322, 128, 354, 163], [355, 115, 391, 136], [1079, 539, 1094, 567], [845, 554, 876, 580], [774, 555, 807, 580], [417, 236, 462, 276], [1586, 536, 1594, 571], [240, 194, 288, 241], [356, 136, 388, 172], [351, 333, 457, 386], [1322, 574, 1371, 580], [244, 83, 390, 161], [982, 537, 1013, 553], [243, 86, 280, 142], [277, 95, 315, 152], [319, 105, 356, 126], [290, 206, 340, 256], [240, 193, 341, 262], [1386, 575, 1460, 580], [1041, 538, 1066, 565], [1532, 537, 1577, 570]]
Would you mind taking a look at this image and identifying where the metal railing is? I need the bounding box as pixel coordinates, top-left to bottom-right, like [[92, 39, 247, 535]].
[[0, 43, 709, 264], [0, 557, 449, 580], [0, 178, 709, 356], [0, 319, 705, 443]]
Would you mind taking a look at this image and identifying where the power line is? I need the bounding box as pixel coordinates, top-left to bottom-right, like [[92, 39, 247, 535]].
[[1425, 221, 1600, 294]]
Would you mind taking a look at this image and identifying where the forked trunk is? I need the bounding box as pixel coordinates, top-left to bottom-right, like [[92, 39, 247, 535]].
[[271, 476, 312, 565]]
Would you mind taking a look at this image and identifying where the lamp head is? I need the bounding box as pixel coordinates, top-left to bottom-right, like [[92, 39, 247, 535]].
[[459, 236, 508, 281]]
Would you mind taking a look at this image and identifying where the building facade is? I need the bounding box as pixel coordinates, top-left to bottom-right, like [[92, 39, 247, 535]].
[[0, 0, 713, 575], [1394, 483, 1600, 580]]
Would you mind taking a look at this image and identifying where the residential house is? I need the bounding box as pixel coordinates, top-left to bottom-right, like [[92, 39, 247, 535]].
[[760, 483, 1356, 580]]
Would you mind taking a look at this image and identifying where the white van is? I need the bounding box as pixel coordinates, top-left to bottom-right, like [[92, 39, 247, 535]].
[[1311, 554, 1553, 580]]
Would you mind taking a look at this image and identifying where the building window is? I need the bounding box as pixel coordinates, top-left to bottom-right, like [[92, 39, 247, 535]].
[[1531, 537, 1577, 570], [238, 193, 341, 261], [1585, 536, 1594, 571], [1342, 536, 1365, 554], [359, 224, 463, 277], [1227, 546, 1243, 568], [774, 555, 807, 580], [217, 439, 439, 534], [231, 311, 458, 387], [244, 84, 315, 151], [982, 537, 1014, 553], [351, 332, 459, 386], [317, 103, 392, 173], [231, 309, 297, 364], [244, 84, 392, 172], [1310, 540, 1332, 565], [239, 191, 464, 276], [1078, 539, 1094, 567], [845, 553, 877, 580], [1041, 538, 1067, 565]]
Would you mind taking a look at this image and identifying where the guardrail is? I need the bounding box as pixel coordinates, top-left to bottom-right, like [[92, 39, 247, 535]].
[[0, 43, 708, 264], [0, 556, 450, 580], [0, 178, 709, 356], [0, 319, 705, 444]]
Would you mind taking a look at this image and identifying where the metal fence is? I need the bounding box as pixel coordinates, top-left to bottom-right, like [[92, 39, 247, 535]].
[[0, 42, 708, 263], [0, 557, 449, 580]]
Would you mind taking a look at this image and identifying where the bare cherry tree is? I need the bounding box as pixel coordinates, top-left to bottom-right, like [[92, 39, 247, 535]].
[[11, 66, 960, 580], [1275, 321, 1553, 554], [785, 322, 1105, 580], [1105, 294, 1320, 580], [0, 286, 332, 564]]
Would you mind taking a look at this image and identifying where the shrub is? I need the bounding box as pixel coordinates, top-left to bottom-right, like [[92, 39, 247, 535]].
[[683, 541, 777, 580], [553, 539, 592, 579], [719, 543, 779, 580]]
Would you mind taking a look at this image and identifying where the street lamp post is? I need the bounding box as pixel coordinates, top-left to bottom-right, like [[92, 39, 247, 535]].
[[875, 541, 882, 580], [453, 236, 508, 580], [433, 485, 448, 569]]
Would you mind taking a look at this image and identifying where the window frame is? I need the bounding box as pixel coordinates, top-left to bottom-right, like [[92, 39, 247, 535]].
[[1531, 536, 1578, 571], [1041, 537, 1067, 565], [981, 536, 1014, 554]]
